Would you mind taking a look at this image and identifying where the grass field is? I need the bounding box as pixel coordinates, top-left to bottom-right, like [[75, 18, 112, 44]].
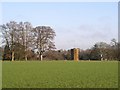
[[2, 61, 118, 88], [0, 61, 2, 89]]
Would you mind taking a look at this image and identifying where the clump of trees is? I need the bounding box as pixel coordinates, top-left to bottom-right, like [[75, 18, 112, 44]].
[[47, 39, 119, 61], [0, 21, 56, 61], [80, 39, 119, 61], [0, 21, 119, 61]]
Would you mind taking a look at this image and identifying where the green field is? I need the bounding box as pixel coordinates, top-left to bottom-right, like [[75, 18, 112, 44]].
[[2, 61, 118, 88], [0, 61, 2, 89]]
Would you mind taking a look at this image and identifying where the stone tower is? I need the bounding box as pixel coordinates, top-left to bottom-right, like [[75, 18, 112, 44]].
[[71, 48, 80, 61]]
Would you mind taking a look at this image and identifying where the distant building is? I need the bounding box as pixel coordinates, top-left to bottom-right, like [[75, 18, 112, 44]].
[[71, 48, 80, 61]]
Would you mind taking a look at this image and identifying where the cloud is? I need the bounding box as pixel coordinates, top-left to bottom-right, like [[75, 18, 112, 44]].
[[55, 19, 117, 50]]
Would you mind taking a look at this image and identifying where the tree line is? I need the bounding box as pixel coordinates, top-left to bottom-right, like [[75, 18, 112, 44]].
[[0, 21, 119, 61], [44, 39, 119, 61], [80, 39, 119, 60]]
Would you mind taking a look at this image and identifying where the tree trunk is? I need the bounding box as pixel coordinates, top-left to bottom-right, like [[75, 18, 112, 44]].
[[25, 55, 27, 61], [40, 54, 43, 61], [100, 54, 103, 61], [25, 47, 27, 61], [12, 51, 14, 61]]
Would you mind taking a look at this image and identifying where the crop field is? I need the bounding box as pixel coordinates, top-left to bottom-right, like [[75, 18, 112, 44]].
[[2, 61, 118, 88]]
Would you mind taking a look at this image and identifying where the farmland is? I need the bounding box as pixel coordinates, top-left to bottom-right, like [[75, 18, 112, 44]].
[[2, 61, 118, 88]]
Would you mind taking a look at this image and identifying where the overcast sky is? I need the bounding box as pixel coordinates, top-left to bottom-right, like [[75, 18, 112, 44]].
[[1, 2, 118, 50]]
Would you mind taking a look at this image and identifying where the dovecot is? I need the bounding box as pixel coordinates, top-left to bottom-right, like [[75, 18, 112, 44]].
[[71, 48, 80, 61]]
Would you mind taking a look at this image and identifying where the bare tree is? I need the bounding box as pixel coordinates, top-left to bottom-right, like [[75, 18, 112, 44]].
[[0, 21, 19, 61], [0, 24, 9, 46], [0, 24, 11, 60], [1, 21, 56, 61], [1, 21, 33, 61], [33, 26, 56, 61], [18, 22, 33, 61]]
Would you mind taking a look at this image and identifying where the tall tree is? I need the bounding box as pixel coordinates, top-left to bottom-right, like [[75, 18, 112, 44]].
[[0, 21, 18, 61], [33, 26, 56, 60], [1, 21, 33, 61], [7, 21, 19, 61], [18, 22, 33, 61]]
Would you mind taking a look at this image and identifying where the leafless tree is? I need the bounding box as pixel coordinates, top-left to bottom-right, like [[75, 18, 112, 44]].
[[33, 26, 56, 60], [18, 22, 33, 61], [1, 21, 33, 61], [0, 21, 19, 61]]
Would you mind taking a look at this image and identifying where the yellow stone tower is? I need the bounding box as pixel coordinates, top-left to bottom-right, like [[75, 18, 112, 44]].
[[71, 48, 80, 61]]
